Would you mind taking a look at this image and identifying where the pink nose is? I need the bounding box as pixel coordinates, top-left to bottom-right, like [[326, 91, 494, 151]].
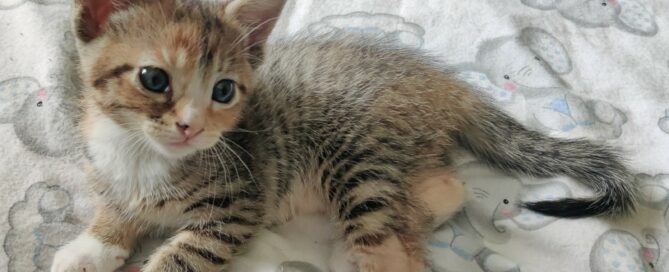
[[501, 209, 514, 218], [643, 249, 655, 261], [176, 122, 203, 138], [126, 265, 141, 272], [503, 83, 517, 92], [37, 88, 48, 98], [608, 0, 618, 5]]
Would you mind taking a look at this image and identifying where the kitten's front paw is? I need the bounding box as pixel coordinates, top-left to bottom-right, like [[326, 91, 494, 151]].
[[51, 233, 129, 272]]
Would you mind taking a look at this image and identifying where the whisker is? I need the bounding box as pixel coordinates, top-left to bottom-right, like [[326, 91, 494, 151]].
[[221, 136, 254, 159]]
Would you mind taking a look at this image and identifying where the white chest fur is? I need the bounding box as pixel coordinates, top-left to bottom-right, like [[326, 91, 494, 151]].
[[87, 116, 177, 206]]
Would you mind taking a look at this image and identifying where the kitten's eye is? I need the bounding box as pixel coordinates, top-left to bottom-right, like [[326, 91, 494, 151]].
[[212, 79, 236, 104], [601, 2, 607, 6], [139, 67, 170, 93], [535, 56, 541, 61], [503, 199, 510, 204], [503, 75, 510, 80]]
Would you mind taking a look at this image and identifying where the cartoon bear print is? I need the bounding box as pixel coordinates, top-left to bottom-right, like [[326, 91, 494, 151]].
[[308, 11, 425, 49], [456, 27, 627, 139], [3, 182, 83, 272], [0, 76, 81, 158], [659, 110, 669, 135], [590, 229, 668, 272], [429, 161, 572, 272], [0, 0, 67, 10], [520, 0, 658, 36]]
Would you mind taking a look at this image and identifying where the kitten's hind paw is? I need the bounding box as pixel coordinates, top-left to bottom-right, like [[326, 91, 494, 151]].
[[352, 235, 427, 272]]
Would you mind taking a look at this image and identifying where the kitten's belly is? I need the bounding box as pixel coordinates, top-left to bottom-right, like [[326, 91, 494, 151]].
[[272, 180, 330, 224], [145, 206, 192, 228]]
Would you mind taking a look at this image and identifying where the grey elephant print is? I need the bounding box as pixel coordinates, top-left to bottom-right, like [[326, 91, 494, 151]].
[[636, 173, 669, 228], [429, 162, 571, 272], [308, 12, 425, 49], [0, 77, 81, 157], [0, 0, 67, 10], [520, 0, 658, 36], [637, 173, 669, 210], [4, 182, 83, 272], [456, 27, 627, 139], [588, 174, 669, 272], [58, 31, 76, 57], [659, 110, 669, 135], [590, 229, 668, 272]]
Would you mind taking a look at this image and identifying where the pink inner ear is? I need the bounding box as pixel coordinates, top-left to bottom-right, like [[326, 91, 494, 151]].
[[80, 0, 131, 39], [247, 19, 275, 46], [232, 0, 286, 45], [643, 249, 655, 261]]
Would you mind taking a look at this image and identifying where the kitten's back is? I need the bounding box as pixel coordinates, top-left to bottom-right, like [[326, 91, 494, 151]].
[[255, 34, 638, 218]]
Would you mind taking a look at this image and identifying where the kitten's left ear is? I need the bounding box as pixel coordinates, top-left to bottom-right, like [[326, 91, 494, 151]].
[[225, 0, 287, 60], [74, 0, 133, 42]]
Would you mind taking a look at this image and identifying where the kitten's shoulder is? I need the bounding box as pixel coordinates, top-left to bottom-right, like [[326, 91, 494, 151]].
[[261, 33, 441, 80], [267, 33, 416, 57]]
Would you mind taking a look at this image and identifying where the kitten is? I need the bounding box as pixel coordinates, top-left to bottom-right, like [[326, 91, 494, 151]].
[[52, 0, 638, 271]]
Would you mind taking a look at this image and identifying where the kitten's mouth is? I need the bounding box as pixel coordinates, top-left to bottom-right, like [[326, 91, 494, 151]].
[[168, 129, 204, 147], [169, 138, 195, 147]]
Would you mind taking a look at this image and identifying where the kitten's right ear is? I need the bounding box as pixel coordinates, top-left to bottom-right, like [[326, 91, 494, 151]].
[[224, 0, 287, 51], [74, 0, 132, 42]]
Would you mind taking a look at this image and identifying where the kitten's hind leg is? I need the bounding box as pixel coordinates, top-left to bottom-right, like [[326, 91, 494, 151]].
[[409, 169, 466, 228], [329, 168, 432, 272], [350, 232, 426, 272]]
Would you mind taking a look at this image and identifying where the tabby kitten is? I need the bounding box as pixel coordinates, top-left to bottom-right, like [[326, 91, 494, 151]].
[[52, 0, 637, 271]]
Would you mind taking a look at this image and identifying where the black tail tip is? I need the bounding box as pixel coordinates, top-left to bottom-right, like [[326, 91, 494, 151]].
[[521, 198, 636, 219]]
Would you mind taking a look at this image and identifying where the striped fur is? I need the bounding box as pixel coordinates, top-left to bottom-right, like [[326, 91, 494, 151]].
[[52, 0, 637, 272]]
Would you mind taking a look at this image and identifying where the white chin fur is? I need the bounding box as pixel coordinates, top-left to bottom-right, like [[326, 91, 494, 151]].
[[146, 136, 198, 159]]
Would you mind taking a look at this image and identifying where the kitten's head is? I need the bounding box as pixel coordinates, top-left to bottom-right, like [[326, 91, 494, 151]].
[[74, 0, 285, 158]]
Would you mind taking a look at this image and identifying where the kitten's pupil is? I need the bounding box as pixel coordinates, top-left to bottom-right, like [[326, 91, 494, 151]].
[[601, 2, 607, 6], [503, 199, 509, 204], [139, 67, 170, 93], [212, 79, 236, 103], [503, 75, 510, 80]]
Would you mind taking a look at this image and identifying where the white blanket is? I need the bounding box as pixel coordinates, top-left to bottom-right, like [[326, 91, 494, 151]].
[[1, 0, 668, 272]]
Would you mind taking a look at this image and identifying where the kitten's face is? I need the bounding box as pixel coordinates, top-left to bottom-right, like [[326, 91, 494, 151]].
[[75, 0, 283, 158]]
